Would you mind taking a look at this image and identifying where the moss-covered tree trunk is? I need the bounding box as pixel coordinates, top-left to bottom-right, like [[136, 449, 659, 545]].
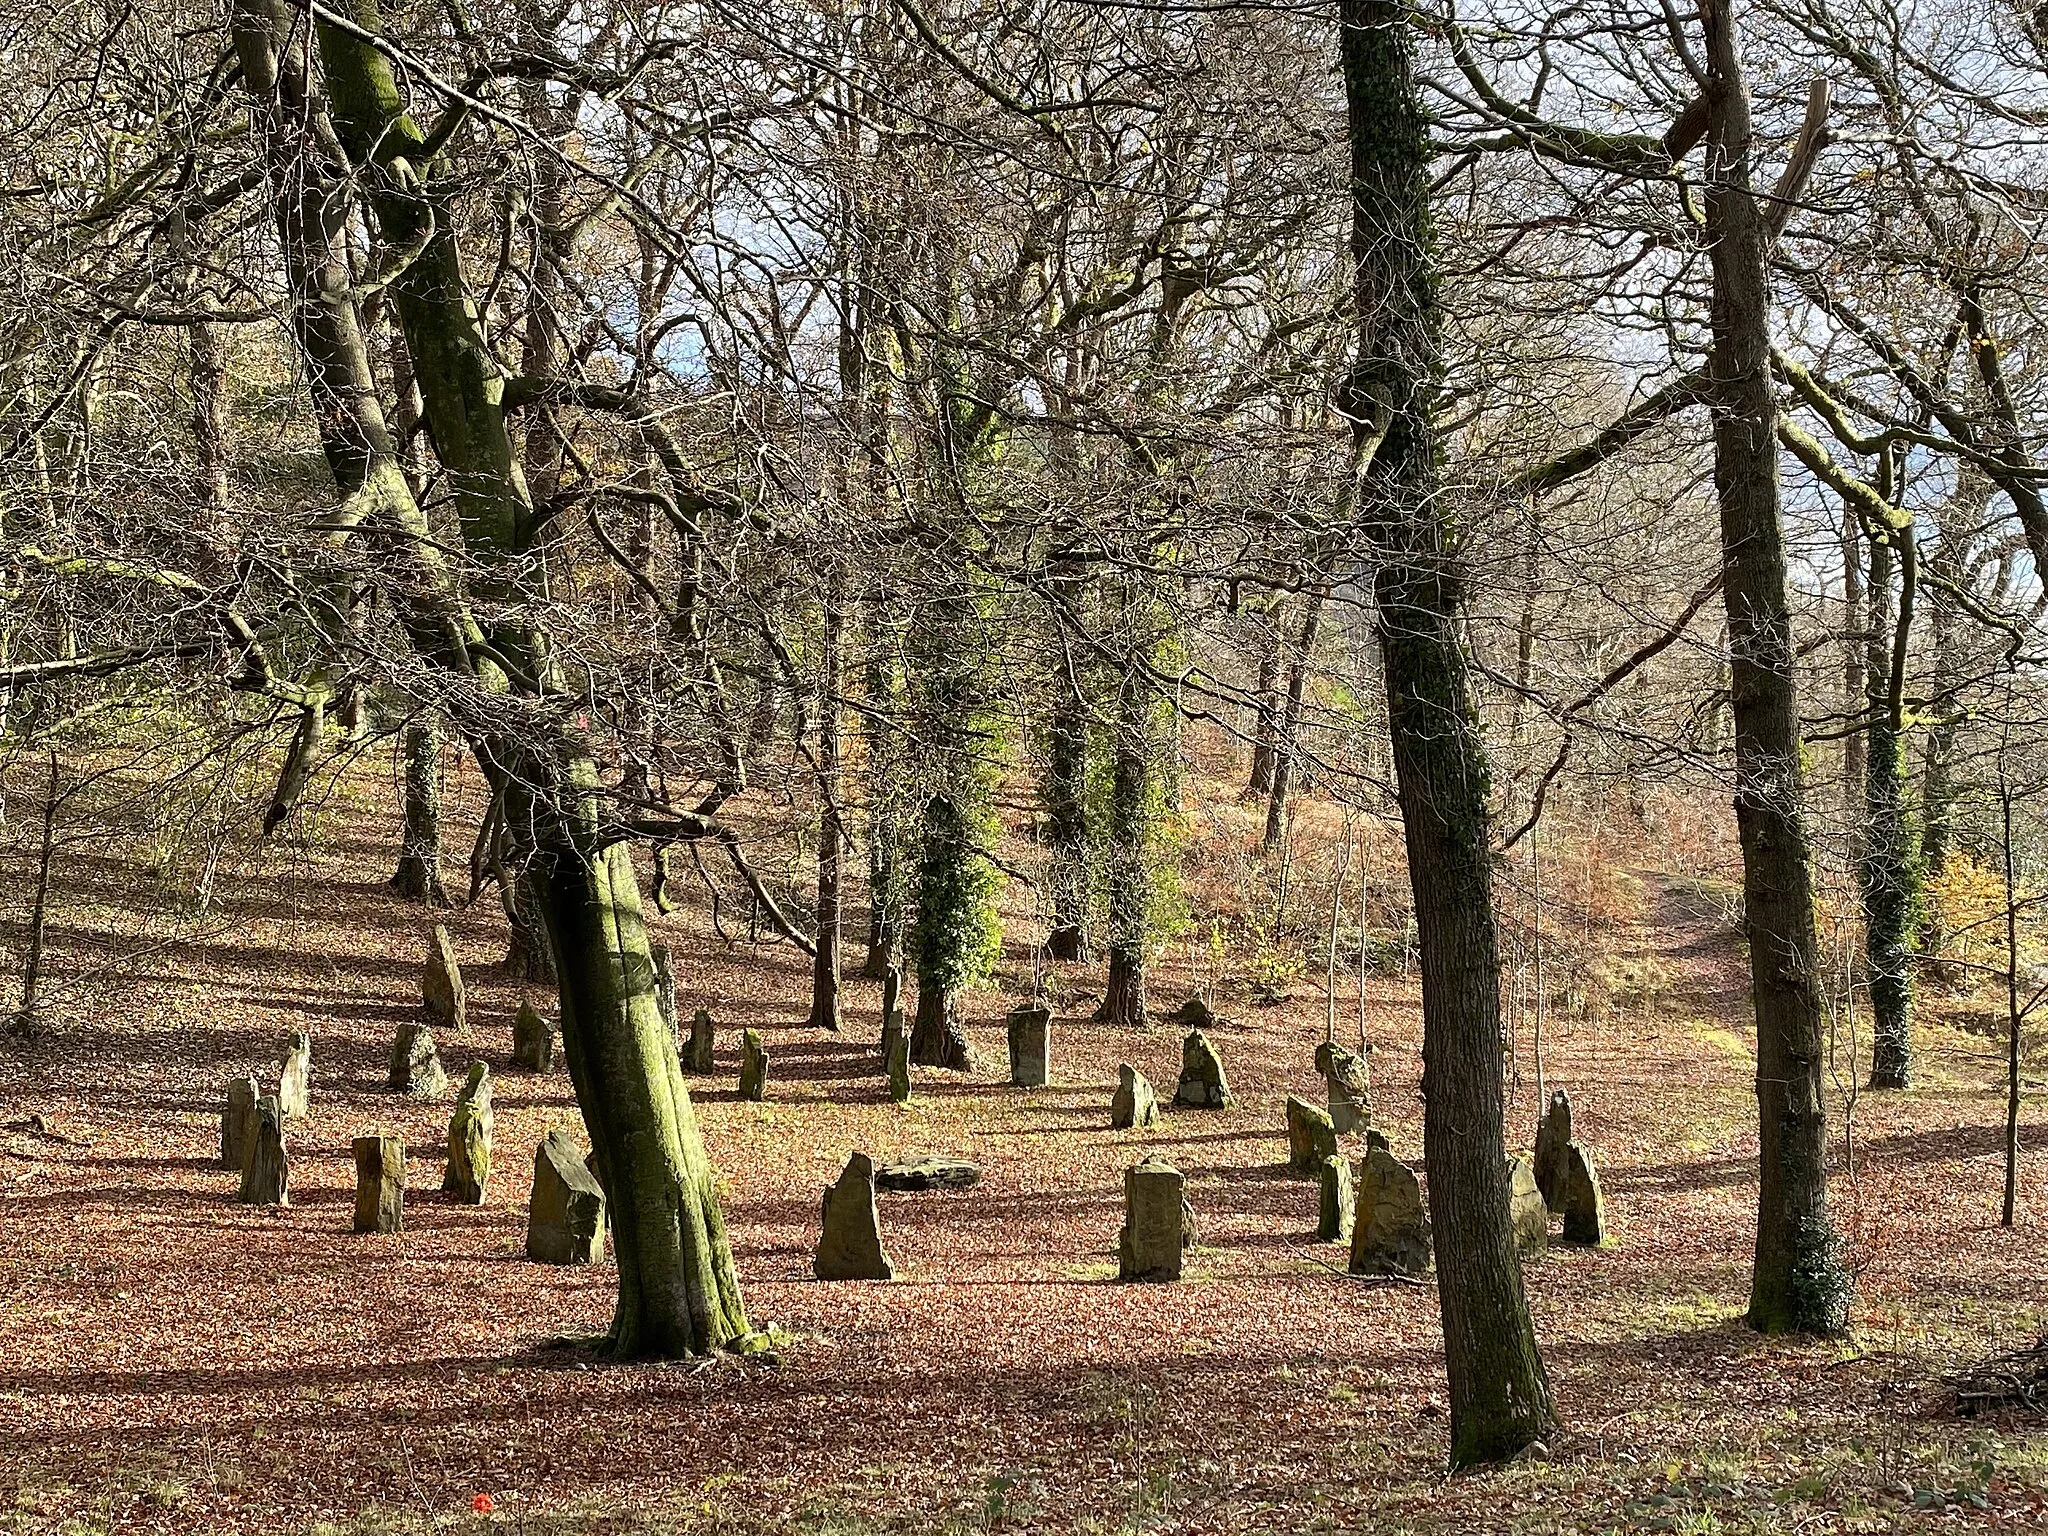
[[1699, 0, 1847, 1335], [1340, 0, 1555, 1465], [1102, 663, 1153, 1031], [390, 716, 450, 906], [1043, 680, 1092, 964], [1856, 489, 1918, 1089]]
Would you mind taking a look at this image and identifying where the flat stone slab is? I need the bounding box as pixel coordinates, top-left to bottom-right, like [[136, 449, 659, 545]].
[[873, 1158, 980, 1192]]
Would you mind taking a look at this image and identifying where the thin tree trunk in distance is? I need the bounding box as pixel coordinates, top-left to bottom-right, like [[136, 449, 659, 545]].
[[391, 716, 451, 906], [1263, 594, 1323, 854], [810, 593, 844, 1031]]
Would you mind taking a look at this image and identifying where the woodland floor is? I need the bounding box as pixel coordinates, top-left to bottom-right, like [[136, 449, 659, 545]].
[[3, 754, 2048, 1535]]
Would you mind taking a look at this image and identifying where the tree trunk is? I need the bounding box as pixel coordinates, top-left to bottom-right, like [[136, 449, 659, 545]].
[[1858, 507, 1917, 1090], [1043, 676, 1091, 963], [1340, 0, 1554, 1465], [1247, 600, 1283, 794], [1699, 0, 1847, 1335], [862, 640, 906, 978], [1102, 668, 1152, 1030], [1263, 593, 1323, 854], [1838, 505, 1866, 818], [390, 716, 451, 906], [535, 812, 749, 1356], [810, 595, 844, 1031]]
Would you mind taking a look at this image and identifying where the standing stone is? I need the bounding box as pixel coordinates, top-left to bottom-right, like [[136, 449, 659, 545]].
[[1286, 1095, 1339, 1173], [1508, 1151, 1548, 1252], [885, 1030, 911, 1104], [1173, 996, 1217, 1031], [813, 1151, 894, 1280], [526, 1131, 607, 1264], [221, 1076, 260, 1170], [443, 1062, 493, 1204], [1534, 1088, 1573, 1211], [1348, 1144, 1431, 1277], [738, 1028, 768, 1101], [275, 1031, 312, 1124], [651, 942, 678, 1041], [1006, 1003, 1051, 1088], [1173, 1029, 1232, 1109], [388, 1022, 448, 1098], [1110, 1062, 1159, 1129], [686, 1006, 716, 1074], [1317, 1154, 1355, 1243], [237, 1094, 289, 1207], [512, 1001, 557, 1072], [422, 923, 466, 1033], [1314, 1040, 1371, 1135], [1118, 1157, 1187, 1282], [1561, 1142, 1606, 1245], [352, 1135, 405, 1233]]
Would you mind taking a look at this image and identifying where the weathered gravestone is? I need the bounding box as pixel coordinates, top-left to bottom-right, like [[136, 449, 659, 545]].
[[1561, 1142, 1606, 1245], [1118, 1156, 1188, 1282], [352, 1134, 405, 1233], [1314, 1040, 1371, 1135], [686, 1007, 716, 1074], [1348, 1144, 1431, 1278], [422, 923, 466, 1033], [1508, 1151, 1548, 1252], [221, 1076, 259, 1170], [512, 1001, 557, 1073], [1317, 1154, 1355, 1243], [443, 1063, 493, 1205], [813, 1151, 894, 1280], [738, 1029, 768, 1102], [1286, 1095, 1339, 1174], [650, 942, 678, 1041], [1534, 1088, 1572, 1211], [276, 1031, 312, 1123], [388, 1022, 448, 1098], [885, 1031, 911, 1104], [1110, 1062, 1159, 1129], [237, 1094, 289, 1207], [1173, 1029, 1232, 1109], [1007, 1003, 1051, 1088], [526, 1131, 607, 1264]]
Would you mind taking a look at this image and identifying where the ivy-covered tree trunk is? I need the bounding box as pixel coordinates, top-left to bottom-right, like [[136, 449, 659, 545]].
[[1043, 681, 1092, 963], [1340, 0, 1556, 1465], [910, 790, 989, 1068], [1699, 0, 1847, 1335], [1857, 501, 1918, 1090], [1101, 664, 1153, 1031], [390, 716, 450, 906]]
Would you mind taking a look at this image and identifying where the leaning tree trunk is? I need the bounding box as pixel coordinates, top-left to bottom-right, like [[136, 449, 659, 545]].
[[1340, 0, 1555, 1465], [533, 780, 749, 1356], [390, 716, 451, 906], [292, 0, 749, 1356], [1699, 0, 1847, 1334]]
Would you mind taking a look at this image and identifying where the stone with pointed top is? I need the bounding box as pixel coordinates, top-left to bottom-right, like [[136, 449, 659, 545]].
[[1561, 1142, 1606, 1245], [1173, 1029, 1231, 1109], [813, 1151, 894, 1280], [422, 924, 466, 1033], [1534, 1088, 1573, 1211], [1508, 1150, 1548, 1252]]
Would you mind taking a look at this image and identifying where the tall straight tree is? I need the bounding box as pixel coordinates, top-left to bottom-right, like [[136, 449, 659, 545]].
[[1338, 0, 1555, 1465], [1697, 4, 1847, 1333]]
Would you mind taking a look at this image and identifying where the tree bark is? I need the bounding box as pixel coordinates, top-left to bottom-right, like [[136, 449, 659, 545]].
[[1247, 599, 1283, 794], [1102, 662, 1153, 1030], [390, 715, 451, 906], [1858, 503, 1917, 1090], [1340, 0, 1555, 1465], [1699, 0, 1847, 1334], [810, 594, 844, 1031], [1043, 674, 1091, 963], [1262, 593, 1323, 854]]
